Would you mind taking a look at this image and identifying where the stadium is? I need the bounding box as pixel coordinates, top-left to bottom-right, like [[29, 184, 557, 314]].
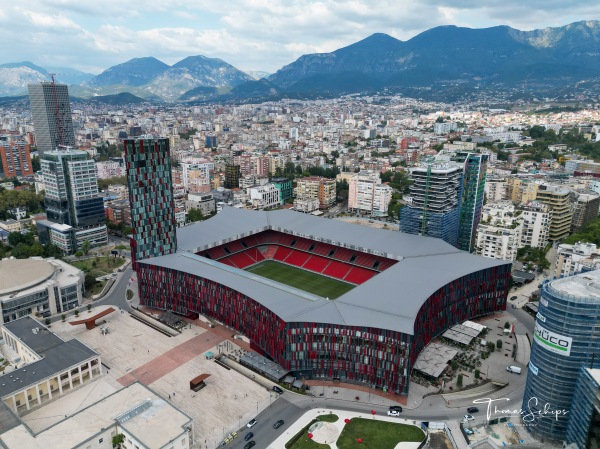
[[134, 207, 511, 396]]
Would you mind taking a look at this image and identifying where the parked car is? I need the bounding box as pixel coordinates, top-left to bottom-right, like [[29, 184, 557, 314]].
[[244, 432, 254, 441], [387, 410, 401, 417], [464, 428, 474, 435], [247, 419, 257, 428], [389, 405, 403, 412], [463, 414, 475, 422], [272, 385, 284, 394], [273, 420, 284, 429], [467, 407, 479, 413], [244, 442, 256, 449], [510, 296, 518, 301]]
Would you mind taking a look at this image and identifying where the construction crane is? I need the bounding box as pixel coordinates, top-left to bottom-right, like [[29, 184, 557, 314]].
[[420, 163, 432, 236], [49, 73, 64, 148]]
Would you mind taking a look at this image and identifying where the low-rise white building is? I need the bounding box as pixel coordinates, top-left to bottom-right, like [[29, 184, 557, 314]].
[[248, 183, 281, 210], [555, 242, 600, 277]]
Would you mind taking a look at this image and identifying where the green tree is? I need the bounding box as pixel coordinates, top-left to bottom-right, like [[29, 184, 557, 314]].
[[187, 208, 205, 223], [496, 339, 503, 350], [457, 374, 463, 388], [43, 244, 63, 258], [474, 369, 480, 379], [112, 433, 125, 448], [81, 240, 91, 256], [10, 243, 31, 259]]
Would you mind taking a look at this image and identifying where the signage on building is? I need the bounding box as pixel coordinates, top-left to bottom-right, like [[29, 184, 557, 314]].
[[529, 361, 539, 375], [534, 322, 572, 356], [536, 313, 546, 323]]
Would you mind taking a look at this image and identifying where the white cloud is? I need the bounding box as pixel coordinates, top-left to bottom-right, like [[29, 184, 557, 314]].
[[0, 0, 599, 75]]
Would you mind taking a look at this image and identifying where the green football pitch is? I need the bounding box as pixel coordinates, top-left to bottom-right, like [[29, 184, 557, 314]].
[[245, 260, 355, 299]]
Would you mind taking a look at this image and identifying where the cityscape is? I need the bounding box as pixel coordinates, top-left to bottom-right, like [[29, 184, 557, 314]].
[[2, 5, 600, 449]]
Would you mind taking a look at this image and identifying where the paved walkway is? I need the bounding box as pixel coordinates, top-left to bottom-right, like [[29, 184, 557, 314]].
[[117, 331, 225, 386], [268, 408, 425, 449]]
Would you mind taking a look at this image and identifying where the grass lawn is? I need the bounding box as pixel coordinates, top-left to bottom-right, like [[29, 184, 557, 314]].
[[245, 261, 354, 299], [71, 256, 125, 278], [337, 418, 425, 449]]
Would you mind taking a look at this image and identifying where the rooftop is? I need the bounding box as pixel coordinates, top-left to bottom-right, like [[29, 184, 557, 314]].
[[0, 259, 55, 296], [0, 382, 192, 449], [0, 317, 97, 399], [141, 208, 509, 335], [548, 269, 600, 300]]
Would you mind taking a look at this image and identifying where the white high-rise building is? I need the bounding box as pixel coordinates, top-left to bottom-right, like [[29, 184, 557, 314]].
[[28, 82, 76, 155], [520, 201, 551, 249], [348, 170, 393, 217], [475, 202, 522, 261]]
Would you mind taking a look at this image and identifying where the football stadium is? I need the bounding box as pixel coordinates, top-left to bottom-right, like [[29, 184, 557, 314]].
[[135, 207, 511, 396]]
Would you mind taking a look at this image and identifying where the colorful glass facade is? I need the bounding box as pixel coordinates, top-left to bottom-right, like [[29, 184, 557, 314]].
[[124, 138, 177, 266], [136, 244, 510, 395]]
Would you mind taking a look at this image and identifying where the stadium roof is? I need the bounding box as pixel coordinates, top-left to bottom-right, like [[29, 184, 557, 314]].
[[140, 208, 509, 335]]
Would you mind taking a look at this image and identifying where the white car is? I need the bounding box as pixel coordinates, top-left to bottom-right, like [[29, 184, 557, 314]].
[[246, 419, 257, 428], [387, 410, 401, 417], [463, 414, 475, 422]]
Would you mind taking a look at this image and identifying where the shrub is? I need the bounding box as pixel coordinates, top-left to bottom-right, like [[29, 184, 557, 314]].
[[475, 369, 480, 379], [457, 374, 463, 388], [74, 310, 79, 317], [61, 313, 66, 322], [496, 339, 503, 350], [87, 304, 92, 312], [504, 321, 511, 329], [45, 318, 51, 326], [451, 360, 458, 371]]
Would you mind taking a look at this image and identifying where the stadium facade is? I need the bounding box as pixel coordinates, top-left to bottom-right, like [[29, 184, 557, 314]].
[[128, 138, 511, 396]]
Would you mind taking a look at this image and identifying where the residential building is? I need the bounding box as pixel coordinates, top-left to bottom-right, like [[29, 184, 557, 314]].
[[520, 201, 551, 249], [485, 177, 507, 202], [523, 269, 600, 442], [474, 202, 522, 261], [271, 177, 293, 204], [555, 242, 600, 277], [36, 148, 107, 253], [0, 140, 33, 178], [96, 160, 126, 179], [400, 164, 462, 247], [123, 138, 177, 266], [224, 163, 241, 189], [0, 258, 84, 323], [295, 176, 336, 209], [571, 192, 600, 233], [248, 183, 281, 209], [536, 185, 573, 241], [433, 121, 457, 135], [506, 178, 539, 205], [186, 193, 216, 216], [293, 197, 320, 213], [347, 170, 392, 216], [27, 82, 76, 155]]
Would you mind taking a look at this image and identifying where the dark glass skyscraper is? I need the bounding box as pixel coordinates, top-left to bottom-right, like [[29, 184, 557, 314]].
[[124, 138, 177, 266]]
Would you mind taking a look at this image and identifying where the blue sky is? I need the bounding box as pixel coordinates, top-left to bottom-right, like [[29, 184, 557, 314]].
[[1, 0, 598, 75]]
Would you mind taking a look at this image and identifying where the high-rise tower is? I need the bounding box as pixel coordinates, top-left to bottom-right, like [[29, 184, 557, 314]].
[[36, 148, 107, 253], [457, 153, 488, 252], [124, 138, 177, 267], [28, 82, 76, 155]]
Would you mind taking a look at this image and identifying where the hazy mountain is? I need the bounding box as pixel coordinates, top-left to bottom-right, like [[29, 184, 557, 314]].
[[85, 57, 170, 87], [45, 66, 95, 85], [268, 20, 600, 96], [144, 55, 253, 101], [245, 70, 271, 80], [0, 62, 49, 96]]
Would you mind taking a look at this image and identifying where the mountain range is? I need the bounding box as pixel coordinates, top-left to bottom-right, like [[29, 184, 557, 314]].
[[1, 20, 599, 103]]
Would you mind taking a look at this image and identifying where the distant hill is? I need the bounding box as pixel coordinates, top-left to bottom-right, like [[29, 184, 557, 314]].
[[45, 66, 95, 85], [85, 57, 170, 87], [88, 92, 146, 105]]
